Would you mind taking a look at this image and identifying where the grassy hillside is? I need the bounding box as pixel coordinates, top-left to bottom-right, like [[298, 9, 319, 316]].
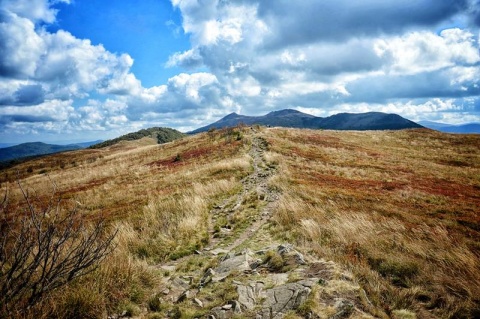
[[89, 127, 185, 149], [1, 127, 479, 318]]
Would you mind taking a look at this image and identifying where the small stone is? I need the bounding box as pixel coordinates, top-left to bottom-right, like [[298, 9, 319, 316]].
[[182, 275, 194, 284], [162, 288, 170, 295], [229, 300, 242, 313], [194, 298, 204, 308], [205, 268, 216, 276], [221, 304, 233, 310], [277, 243, 292, 255], [176, 290, 191, 303], [172, 277, 190, 289]]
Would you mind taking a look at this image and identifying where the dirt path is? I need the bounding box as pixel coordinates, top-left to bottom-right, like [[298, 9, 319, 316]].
[[145, 132, 380, 319], [205, 134, 279, 253]]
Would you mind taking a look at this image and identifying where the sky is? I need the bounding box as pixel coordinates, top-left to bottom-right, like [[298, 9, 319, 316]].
[[1, 0, 480, 143]]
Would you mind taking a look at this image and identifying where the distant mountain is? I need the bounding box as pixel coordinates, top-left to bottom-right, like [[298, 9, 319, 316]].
[[0, 143, 17, 149], [0, 142, 82, 162], [190, 109, 422, 133], [89, 127, 185, 149], [69, 140, 104, 148], [419, 121, 480, 134]]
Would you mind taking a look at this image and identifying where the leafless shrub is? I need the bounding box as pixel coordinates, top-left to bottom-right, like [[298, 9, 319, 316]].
[[0, 179, 117, 317]]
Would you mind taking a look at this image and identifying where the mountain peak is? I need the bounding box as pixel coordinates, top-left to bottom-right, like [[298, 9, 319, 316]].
[[266, 109, 301, 116], [222, 112, 241, 119]]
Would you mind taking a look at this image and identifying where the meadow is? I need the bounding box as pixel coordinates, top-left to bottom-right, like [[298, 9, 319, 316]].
[[1, 127, 479, 318]]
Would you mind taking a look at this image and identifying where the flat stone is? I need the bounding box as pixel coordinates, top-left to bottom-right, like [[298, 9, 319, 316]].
[[259, 279, 318, 318], [269, 273, 289, 286], [158, 265, 176, 272], [237, 282, 265, 310], [172, 277, 190, 290], [210, 248, 229, 256], [212, 250, 254, 282]]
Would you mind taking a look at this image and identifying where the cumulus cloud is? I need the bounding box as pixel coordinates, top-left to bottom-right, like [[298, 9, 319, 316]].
[[1, 0, 480, 143], [167, 0, 480, 123], [374, 29, 480, 75], [1, 0, 70, 24], [254, 0, 469, 48], [0, 0, 150, 140]]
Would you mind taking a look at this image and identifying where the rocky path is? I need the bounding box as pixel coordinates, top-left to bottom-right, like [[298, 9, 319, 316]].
[[207, 135, 279, 253], [146, 132, 379, 319]]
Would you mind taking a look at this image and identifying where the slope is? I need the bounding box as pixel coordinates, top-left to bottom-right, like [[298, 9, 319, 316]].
[[1, 127, 479, 319]]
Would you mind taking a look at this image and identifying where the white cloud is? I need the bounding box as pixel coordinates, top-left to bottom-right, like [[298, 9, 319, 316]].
[[2, 0, 480, 142], [374, 29, 480, 75], [2, 0, 70, 24], [0, 12, 45, 78], [0, 99, 74, 122]]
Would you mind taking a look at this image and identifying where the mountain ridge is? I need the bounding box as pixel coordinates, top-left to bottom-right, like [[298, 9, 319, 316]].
[[189, 109, 423, 133], [0, 142, 84, 163], [419, 121, 480, 134], [89, 127, 185, 149]]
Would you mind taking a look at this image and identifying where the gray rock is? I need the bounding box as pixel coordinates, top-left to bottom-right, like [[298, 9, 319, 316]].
[[229, 300, 242, 313], [176, 290, 191, 303], [332, 298, 354, 318], [221, 304, 233, 310], [212, 250, 253, 282], [172, 277, 190, 290], [237, 281, 265, 310], [210, 248, 229, 256], [200, 268, 216, 287], [260, 279, 317, 318], [277, 244, 292, 255], [210, 308, 228, 319]]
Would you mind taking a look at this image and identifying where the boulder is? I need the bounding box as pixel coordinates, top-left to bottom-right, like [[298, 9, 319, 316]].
[[212, 250, 254, 282], [236, 282, 266, 310]]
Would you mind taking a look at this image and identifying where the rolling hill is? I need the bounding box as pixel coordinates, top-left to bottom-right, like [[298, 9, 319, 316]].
[[1, 127, 479, 318], [0, 140, 102, 165], [0, 142, 82, 162], [89, 127, 185, 149], [190, 109, 423, 133]]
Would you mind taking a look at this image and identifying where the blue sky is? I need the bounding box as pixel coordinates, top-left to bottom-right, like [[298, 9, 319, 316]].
[[1, 0, 480, 143]]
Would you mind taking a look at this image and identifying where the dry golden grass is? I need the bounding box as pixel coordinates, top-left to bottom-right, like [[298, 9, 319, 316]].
[[1, 128, 251, 318], [265, 128, 480, 318], [2, 126, 479, 318]]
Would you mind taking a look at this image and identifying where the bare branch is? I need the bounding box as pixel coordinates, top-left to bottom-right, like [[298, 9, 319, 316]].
[[0, 179, 117, 317]]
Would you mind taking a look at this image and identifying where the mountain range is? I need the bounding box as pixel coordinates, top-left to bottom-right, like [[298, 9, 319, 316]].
[[0, 140, 101, 163], [418, 121, 480, 134], [189, 109, 423, 133]]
